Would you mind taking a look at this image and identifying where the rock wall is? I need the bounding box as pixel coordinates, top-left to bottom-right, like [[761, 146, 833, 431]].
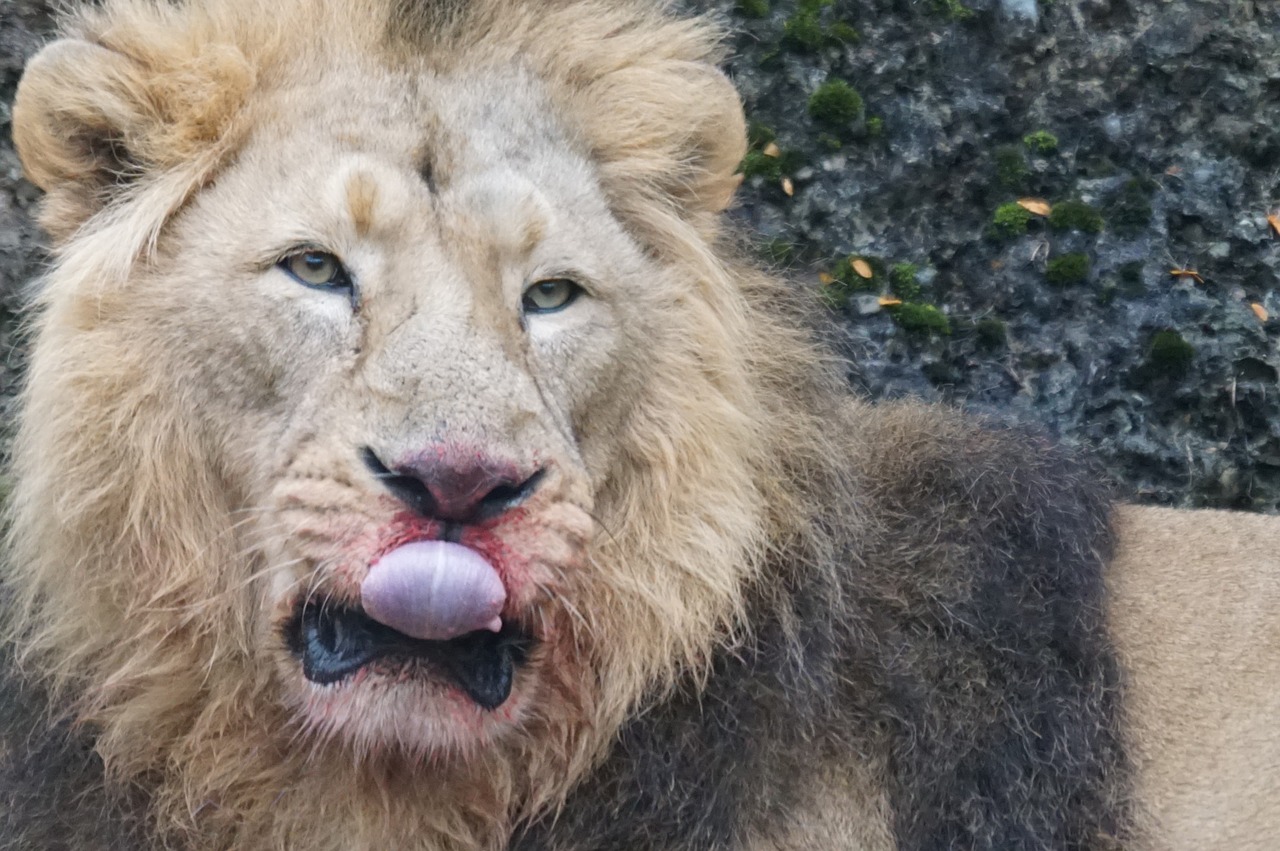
[[2, 0, 1278, 509]]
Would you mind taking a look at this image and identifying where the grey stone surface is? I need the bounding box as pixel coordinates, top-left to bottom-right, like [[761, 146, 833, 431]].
[[0, 0, 1277, 510], [722, 0, 1280, 511]]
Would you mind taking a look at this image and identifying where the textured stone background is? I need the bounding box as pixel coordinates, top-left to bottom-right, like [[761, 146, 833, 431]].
[[1, 0, 1278, 510]]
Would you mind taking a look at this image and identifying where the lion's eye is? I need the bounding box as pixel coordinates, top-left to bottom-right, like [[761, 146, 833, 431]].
[[280, 250, 353, 292], [522, 279, 581, 314]]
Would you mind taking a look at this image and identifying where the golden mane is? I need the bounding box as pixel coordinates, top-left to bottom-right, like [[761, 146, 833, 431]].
[[6, 1, 850, 846]]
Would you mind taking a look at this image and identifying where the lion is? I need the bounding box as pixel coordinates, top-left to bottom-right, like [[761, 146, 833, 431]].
[[1, 0, 1277, 849]]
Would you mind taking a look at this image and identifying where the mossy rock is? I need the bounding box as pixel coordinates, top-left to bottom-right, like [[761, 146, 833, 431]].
[[1107, 178, 1155, 237], [747, 122, 777, 149], [826, 21, 860, 45], [930, 0, 975, 20], [1048, 200, 1103, 234], [891, 302, 951, 336], [831, 255, 880, 291], [990, 202, 1033, 239], [735, 0, 770, 18], [739, 146, 806, 182], [889, 262, 922, 300], [1023, 130, 1059, 155], [783, 9, 825, 51], [1117, 261, 1146, 297], [1046, 253, 1090, 286], [975, 318, 1007, 349], [1145, 329, 1195, 378], [808, 79, 864, 130], [995, 145, 1029, 190]]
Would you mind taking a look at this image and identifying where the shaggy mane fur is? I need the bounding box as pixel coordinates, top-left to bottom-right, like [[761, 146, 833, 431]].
[[3, 1, 1132, 849]]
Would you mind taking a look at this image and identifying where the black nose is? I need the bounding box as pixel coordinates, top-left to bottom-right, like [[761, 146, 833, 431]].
[[361, 447, 544, 524]]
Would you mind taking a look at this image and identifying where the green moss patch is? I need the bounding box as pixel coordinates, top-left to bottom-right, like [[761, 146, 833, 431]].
[[1146, 329, 1195, 377], [975, 318, 1007, 349], [1046, 253, 1090, 286], [1023, 130, 1059, 155], [990, 202, 1033, 238], [831, 255, 879, 291], [827, 21, 861, 44], [891, 303, 951, 336], [1048, 200, 1103, 234], [808, 80, 864, 129], [1117, 261, 1145, 297], [1107, 178, 1155, 237], [735, 0, 770, 18], [931, 0, 975, 19], [995, 145, 1029, 190], [889, 262, 922, 300], [747, 121, 776, 149]]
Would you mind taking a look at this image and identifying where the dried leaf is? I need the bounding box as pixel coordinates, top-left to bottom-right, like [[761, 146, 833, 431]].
[[781, 177, 794, 196], [1169, 268, 1205, 285], [1268, 214, 1280, 237], [1017, 198, 1052, 217], [1251, 302, 1269, 322], [763, 142, 782, 158], [852, 258, 873, 279], [878, 296, 903, 307], [818, 272, 836, 285]]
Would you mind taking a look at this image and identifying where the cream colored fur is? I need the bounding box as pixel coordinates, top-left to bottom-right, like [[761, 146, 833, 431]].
[[7, 0, 1280, 849], [750, 504, 1280, 851], [1108, 506, 1280, 850]]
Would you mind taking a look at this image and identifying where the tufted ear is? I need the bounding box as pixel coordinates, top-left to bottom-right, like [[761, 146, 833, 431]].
[[13, 40, 157, 238], [12, 35, 252, 242], [577, 57, 748, 220]]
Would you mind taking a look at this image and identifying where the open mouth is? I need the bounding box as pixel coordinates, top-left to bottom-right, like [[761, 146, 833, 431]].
[[284, 599, 533, 710]]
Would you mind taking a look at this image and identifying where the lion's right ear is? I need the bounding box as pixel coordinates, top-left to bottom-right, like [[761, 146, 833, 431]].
[[14, 33, 253, 243], [12, 39, 158, 239]]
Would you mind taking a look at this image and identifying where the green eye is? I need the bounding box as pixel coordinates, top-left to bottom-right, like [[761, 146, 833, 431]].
[[522, 279, 581, 314], [280, 250, 352, 291]]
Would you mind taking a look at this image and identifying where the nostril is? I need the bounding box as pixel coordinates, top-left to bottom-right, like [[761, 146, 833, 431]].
[[474, 468, 546, 521], [361, 447, 544, 524], [362, 447, 439, 518]]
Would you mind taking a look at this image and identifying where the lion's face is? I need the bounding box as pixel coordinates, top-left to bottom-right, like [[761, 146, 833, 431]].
[[11, 1, 767, 837], [141, 68, 674, 753]]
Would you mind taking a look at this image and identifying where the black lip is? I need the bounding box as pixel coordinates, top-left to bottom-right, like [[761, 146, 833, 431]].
[[284, 600, 533, 710]]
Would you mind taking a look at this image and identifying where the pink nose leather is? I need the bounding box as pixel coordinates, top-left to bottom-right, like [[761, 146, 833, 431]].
[[360, 541, 506, 641]]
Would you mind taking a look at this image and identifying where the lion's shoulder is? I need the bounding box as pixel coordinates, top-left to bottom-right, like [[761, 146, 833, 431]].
[[0, 652, 147, 851], [518, 401, 1132, 851]]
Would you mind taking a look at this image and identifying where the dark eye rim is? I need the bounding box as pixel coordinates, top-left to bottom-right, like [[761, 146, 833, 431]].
[[521, 277, 583, 315], [278, 249, 359, 304]]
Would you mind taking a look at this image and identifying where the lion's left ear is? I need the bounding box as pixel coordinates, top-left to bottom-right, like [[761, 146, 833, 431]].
[[578, 58, 747, 218]]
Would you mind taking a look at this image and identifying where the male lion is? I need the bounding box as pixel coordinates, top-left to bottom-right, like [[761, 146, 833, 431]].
[[2, 0, 1278, 849]]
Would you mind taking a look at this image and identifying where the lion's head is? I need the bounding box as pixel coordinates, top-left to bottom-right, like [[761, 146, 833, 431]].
[[7, 0, 838, 846]]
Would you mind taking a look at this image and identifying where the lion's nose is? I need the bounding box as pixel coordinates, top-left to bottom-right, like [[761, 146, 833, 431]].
[[361, 447, 544, 524]]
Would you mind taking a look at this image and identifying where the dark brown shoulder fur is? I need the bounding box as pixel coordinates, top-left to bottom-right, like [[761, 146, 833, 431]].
[[0, 646, 148, 851], [514, 402, 1132, 851]]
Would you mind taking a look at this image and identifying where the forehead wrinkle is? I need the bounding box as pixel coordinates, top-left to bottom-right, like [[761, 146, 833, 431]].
[[433, 182, 545, 355], [326, 159, 422, 245], [345, 170, 379, 238]]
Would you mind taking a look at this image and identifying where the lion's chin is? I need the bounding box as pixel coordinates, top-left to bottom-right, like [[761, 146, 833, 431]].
[[282, 599, 541, 756]]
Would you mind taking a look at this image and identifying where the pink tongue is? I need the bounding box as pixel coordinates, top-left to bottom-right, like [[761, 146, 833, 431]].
[[360, 541, 505, 641]]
